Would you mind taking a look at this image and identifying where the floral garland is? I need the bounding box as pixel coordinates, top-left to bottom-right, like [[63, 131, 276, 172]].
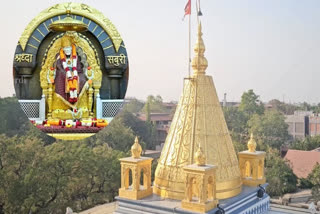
[[59, 44, 79, 103]]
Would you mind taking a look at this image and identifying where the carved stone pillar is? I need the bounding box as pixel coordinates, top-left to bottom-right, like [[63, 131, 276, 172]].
[[108, 68, 122, 99]]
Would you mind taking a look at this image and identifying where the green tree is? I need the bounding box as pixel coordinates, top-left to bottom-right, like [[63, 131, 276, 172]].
[[239, 89, 264, 117], [142, 95, 167, 113], [291, 136, 320, 151], [268, 99, 299, 115], [0, 97, 29, 136], [118, 110, 155, 149], [265, 149, 297, 197], [223, 106, 248, 146], [90, 118, 136, 152], [307, 163, 320, 200], [232, 138, 247, 153], [146, 101, 151, 123], [223, 106, 247, 134], [0, 135, 126, 214], [299, 102, 312, 111], [122, 98, 144, 113], [248, 110, 289, 149], [311, 103, 320, 114]]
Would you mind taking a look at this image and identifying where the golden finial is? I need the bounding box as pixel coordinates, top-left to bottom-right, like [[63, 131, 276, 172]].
[[191, 22, 208, 75], [195, 146, 206, 166], [131, 136, 142, 158], [247, 133, 257, 152], [66, 9, 71, 15]]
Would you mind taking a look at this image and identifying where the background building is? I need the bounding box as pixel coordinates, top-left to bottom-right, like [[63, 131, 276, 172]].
[[308, 116, 320, 137], [285, 111, 312, 140], [137, 113, 173, 148]]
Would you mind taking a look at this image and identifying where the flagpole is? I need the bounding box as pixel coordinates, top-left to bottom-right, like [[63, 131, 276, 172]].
[[188, 1, 191, 77]]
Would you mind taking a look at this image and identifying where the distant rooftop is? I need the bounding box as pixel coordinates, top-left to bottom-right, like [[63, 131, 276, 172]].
[[137, 113, 173, 122], [293, 111, 313, 116], [284, 149, 320, 178]]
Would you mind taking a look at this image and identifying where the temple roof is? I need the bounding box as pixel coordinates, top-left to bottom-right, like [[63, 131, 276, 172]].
[[284, 149, 320, 178], [153, 23, 242, 200]]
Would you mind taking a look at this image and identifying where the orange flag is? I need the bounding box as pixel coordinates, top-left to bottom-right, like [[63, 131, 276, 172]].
[[183, 0, 191, 20]]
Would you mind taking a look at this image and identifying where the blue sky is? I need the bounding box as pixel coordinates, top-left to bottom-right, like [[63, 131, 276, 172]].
[[1, 0, 319, 103]]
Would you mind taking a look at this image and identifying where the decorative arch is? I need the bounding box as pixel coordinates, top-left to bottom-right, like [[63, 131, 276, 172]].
[[186, 177, 196, 202], [18, 2, 124, 53], [245, 161, 252, 177], [258, 160, 264, 179], [124, 168, 133, 189], [14, 2, 129, 100]]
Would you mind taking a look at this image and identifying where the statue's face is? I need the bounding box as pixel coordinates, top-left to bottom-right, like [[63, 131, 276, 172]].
[[63, 46, 72, 56]]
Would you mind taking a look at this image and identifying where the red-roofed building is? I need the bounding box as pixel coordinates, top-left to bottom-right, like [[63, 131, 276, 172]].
[[284, 149, 320, 178]]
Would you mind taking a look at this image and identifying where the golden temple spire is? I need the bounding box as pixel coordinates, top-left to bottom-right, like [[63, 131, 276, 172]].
[[154, 22, 242, 200], [191, 22, 208, 75], [131, 136, 142, 158], [247, 133, 257, 153]]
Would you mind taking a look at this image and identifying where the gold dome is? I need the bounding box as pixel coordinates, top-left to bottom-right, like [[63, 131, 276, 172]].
[[49, 10, 88, 32], [195, 146, 206, 166], [247, 133, 257, 153], [131, 136, 142, 159]]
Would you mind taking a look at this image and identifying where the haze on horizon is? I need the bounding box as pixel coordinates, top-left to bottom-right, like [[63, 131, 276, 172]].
[[0, 0, 319, 104]]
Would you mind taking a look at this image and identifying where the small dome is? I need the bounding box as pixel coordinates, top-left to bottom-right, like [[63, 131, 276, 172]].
[[195, 146, 206, 166], [247, 133, 257, 152], [131, 136, 142, 158]]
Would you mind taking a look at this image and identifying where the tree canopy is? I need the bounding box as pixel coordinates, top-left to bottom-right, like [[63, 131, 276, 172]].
[[291, 136, 320, 151], [239, 89, 265, 117], [0, 135, 125, 214], [265, 149, 297, 197], [142, 95, 167, 113], [0, 96, 157, 213], [307, 163, 320, 201], [248, 110, 290, 149]]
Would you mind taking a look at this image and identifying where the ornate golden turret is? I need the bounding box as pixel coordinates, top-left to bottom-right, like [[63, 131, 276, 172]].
[[247, 133, 257, 152], [153, 23, 242, 200], [131, 136, 142, 159], [119, 136, 153, 200], [239, 133, 266, 186]]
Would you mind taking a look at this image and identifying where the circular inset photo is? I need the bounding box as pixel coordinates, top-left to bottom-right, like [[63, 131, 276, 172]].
[[13, 3, 129, 140]]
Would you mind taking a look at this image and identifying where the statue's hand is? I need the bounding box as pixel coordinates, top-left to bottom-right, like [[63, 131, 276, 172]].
[[85, 66, 94, 82], [50, 78, 54, 84]]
